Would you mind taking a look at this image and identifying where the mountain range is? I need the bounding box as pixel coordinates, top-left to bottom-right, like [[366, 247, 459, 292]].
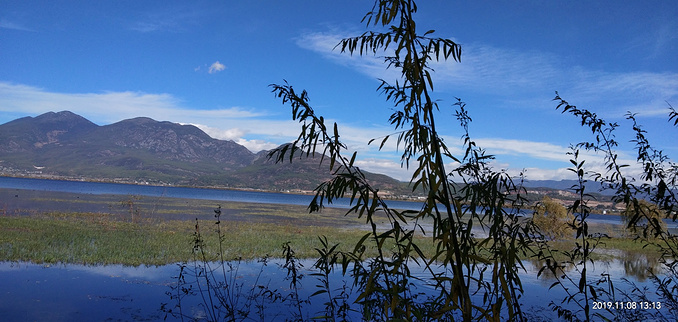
[[0, 111, 407, 194], [0, 111, 603, 199]]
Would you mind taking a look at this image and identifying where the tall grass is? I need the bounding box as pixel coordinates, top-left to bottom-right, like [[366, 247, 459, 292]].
[[0, 210, 412, 265]]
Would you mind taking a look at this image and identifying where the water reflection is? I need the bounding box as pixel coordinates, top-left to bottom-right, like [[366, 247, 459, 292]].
[[527, 258, 576, 285], [528, 251, 663, 284], [0, 262, 175, 321], [0, 256, 668, 321], [619, 251, 662, 281]]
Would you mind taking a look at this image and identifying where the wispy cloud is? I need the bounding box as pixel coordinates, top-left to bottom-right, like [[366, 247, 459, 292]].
[[649, 21, 678, 58], [208, 61, 226, 74], [0, 82, 265, 123], [129, 6, 204, 33], [296, 31, 402, 82], [0, 81, 651, 181], [189, 123, 281, 151], [566, 71, 678, 117], [0, 82, 286, 152], [627, 19, 678, 60], [0, 19, 34, 32], [297, 31, 678, 119], [473, 138, 572, 163], [430, 44, 561, 93], [296, 31, 560, 92], [355, 158, 413, 181], [295, 31, 672, 180]]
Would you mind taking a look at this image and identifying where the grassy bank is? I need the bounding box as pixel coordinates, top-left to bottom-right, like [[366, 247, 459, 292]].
[[0, 209, 664, 266], [0, 188, 664, 266], [0, 210, 405, 265], [0, 213, 193, 265]]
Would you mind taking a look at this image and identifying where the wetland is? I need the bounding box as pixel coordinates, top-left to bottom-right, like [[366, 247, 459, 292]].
[[0, 177, 673, 320]]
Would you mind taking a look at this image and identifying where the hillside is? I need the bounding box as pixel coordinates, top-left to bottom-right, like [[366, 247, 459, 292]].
[[0, 111, 411, 195], [0, 111, 621, 207]]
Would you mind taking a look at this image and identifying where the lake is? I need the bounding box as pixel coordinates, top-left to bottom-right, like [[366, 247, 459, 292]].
[[2, 176, 668, 229], [0, 176, 425, 211], [0, 255, 670, 321], [0, 176, 675, 320]]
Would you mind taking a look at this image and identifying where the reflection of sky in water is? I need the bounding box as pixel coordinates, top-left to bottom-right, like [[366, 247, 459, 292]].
[[0, 262, 175, 321], [0, 256, 670, 321], [585, 213, 678, 230], [0, 177, 675, 319]]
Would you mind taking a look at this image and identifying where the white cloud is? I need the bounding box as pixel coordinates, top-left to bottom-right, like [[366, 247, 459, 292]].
[[298, 31, 678, 119], [355, 146, 646, 183], [510, 167, 576, 181], [296, 31, 402, 82], [0, 19, 34, 32], [292, 29, 678, 182], [473, 138, 570, 163], [187, 124, 244, 140], [235, 138, 279, 152], [129, 6, 203, 33], [0, 82, 259, 124], [0, 81, 654, 181], [189, 123, 279, 151], [0, 83, 174, 123], [0, 82, 290, 153], [355, 158, 412, 182], [208, 61, 226, 74]]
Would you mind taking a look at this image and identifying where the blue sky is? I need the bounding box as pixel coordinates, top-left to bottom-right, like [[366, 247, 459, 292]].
[[1, 0, 677, 181]]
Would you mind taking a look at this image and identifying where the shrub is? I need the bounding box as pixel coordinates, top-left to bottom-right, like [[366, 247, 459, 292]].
[[533, 196, 574, 240], [621, 198, 668, 238]]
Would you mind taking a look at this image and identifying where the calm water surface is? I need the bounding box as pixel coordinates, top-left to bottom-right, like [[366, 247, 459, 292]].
[[0, 176, 658, 227], [1, 176, 674, 320], [0, 176, 423, 211], [0, 257, 668, 321]]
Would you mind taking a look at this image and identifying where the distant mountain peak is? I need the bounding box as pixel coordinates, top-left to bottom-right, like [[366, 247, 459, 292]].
[[34, 110, 94, 124], [40, 110, 77, 118], [0, 110, 255, 172], [0, 111, 98, 152], [0, 111, 407, 193], [117, 116, 158, 125]]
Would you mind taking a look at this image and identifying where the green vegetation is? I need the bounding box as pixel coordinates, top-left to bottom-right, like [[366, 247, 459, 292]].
[[532, 196, 575, 240], [621, 198, 668, 238], [3, 0, 676, 320], [0, 205, 662, 266], [260, 0, 678, 321], [0, 212, 192, 266], [0, 111, 419, 194], [0, 210, 406, 265], [266, 0, 530, 318]]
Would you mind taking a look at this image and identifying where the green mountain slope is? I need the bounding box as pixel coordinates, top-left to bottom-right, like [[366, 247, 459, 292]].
[[0, 111, 412, 194]]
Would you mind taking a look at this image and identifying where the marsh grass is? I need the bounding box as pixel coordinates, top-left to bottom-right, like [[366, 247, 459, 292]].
[[0, 213, 193, 265], [0, 206, 659, 266], [542, 237, 663, 263], [0, 208, 415, 265], [1, 188, 430, 265]]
